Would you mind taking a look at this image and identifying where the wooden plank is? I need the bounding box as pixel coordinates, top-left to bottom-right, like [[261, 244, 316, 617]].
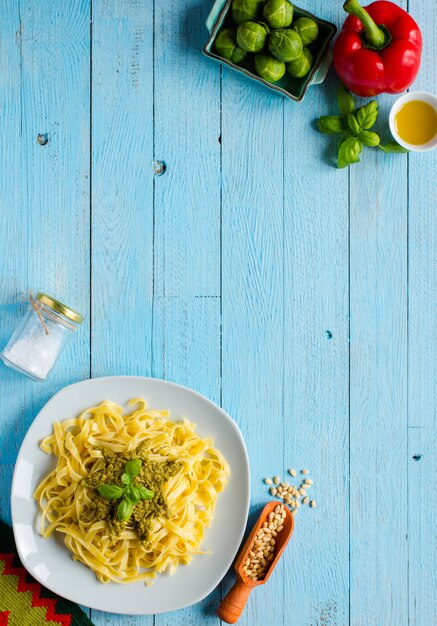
[[0, 0, 90, 522], [349, 100, 408, 623], [91, 0, 154, 380], [282, 7, 350, 622], [152, 0, 222, 622], [407, 0, 437, 621], [0, 0, 25, 527], [90, 1, 154, 624], [221, 65, 285, 624]]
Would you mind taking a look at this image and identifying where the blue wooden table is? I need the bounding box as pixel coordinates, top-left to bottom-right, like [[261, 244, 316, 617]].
[[1, 1, 436, 624]]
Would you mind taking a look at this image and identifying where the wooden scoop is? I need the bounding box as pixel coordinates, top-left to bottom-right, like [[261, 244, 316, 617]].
[[217, 501, 294, 624]]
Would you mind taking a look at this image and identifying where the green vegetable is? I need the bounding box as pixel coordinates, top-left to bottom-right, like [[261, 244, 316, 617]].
[[356, 101, 379, 129], [268, 28, 302, 62], [124, 458, 142, 479], [232, 0, 264, 24], [337, 84, 355, 116], [236, 21, 270, 52], [317, 115, 343, 135], [124, 485, 141, 504], [346, 113, 361, 135], [316, 84, 408, 168], [214, 28, 247, 63], [97, 484, 124, 499], [293, 17, 318, 45], [263, 0, 293, 28], [378, 140, 409, 153], [121, 472, 131, 485], [359, 130, 380, 146], [136, 485, 155, 500], [286, 47, 312, 78], [254, 53, 286, 82], [338, 137, 363, 168], [117, 499, 133, 522]]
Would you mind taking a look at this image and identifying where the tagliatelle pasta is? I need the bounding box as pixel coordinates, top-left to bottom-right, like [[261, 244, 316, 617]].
[[34, 398, 230, 585]]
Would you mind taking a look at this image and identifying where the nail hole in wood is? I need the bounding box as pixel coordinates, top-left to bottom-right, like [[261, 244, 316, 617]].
[[412, 455, 421, 461], [152, 160, 166, 176], [324, 330, 332, 339], [37, 133, 48, 146]]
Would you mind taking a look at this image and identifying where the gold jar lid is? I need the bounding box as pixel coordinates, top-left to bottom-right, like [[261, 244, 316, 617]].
[[36, 292, 84, 324]]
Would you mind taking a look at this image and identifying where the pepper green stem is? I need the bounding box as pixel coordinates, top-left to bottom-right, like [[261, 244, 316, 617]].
[[343, 0, 386, 48]]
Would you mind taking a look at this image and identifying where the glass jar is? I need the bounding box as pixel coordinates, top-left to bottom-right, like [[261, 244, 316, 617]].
[[0, 292, 83, 381]]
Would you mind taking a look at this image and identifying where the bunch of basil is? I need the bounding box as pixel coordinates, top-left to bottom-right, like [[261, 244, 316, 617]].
[[98, 458, 154, 522], [317, 85, 408, 168]]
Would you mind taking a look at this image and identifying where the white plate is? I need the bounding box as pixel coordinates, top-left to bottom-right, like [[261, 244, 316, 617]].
[[11, 376, 250, 615]]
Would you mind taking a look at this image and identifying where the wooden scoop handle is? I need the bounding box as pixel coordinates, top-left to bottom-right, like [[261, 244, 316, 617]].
[[217, 581, 252, 624]]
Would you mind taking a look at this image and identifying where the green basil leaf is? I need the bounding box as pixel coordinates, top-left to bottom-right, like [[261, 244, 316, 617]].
[[346, 113, 361, 136], [317, 115, 344, 135], [355, 100, 379, 129], [338, 137, 363, 168], [98, 484, 124, 500], [337, 84, 355, 116], [117, 499, 133, 522], [121, 473, 131, 485], [359, 130, 380, 147], [136, 485, 155, 501], [124, 458, 142, 479], [379, 140, 409, 153], [124, 485, 141, 504]]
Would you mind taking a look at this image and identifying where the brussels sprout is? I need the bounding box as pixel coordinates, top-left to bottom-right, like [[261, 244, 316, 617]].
[[286, 47, 312, 77], [293, 17, 318, 45], [268, 28, 302, 62], [263, 0, 293, 28], [232, 0, 265, 24], [215, 28, 247, 63], [236, 21, 270, 52], [254, 53, 286, 82]]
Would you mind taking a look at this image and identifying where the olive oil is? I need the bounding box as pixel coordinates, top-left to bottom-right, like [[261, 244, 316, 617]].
[[395, 100, 437, 146]]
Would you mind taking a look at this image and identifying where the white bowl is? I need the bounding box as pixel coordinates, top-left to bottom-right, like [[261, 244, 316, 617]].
[[389, 90, 437, 152], [11, 376, 250, 615]]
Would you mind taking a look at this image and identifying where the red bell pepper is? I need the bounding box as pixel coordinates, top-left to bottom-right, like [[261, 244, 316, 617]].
[[333, 0, 422, 96]]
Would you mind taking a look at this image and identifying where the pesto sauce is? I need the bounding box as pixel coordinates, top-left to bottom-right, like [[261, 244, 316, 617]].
[[81, 446, 178, 544]]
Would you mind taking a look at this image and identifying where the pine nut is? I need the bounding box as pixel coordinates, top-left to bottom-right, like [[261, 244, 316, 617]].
[[310, 500, 316, 508], [273, 476, 280, 485], [288, 468, 297, 477], [276, 525, 284, 532], [304, 479, 313, 485], [299, 488, 307, 496], [264, 478, 273, 485], [303, 496, 309, 505], [270, 487, 277, 496], [274, 504, 281, 514], [301, 469, 309, 475]]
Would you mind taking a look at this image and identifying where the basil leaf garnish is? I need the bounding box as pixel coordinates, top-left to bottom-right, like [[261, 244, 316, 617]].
[[98, 484, 124, 499], [121, 473, 131, 485], [136, 485, 155, 501], [124, 459, 142, 479], [117, 499, 133, 522]]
